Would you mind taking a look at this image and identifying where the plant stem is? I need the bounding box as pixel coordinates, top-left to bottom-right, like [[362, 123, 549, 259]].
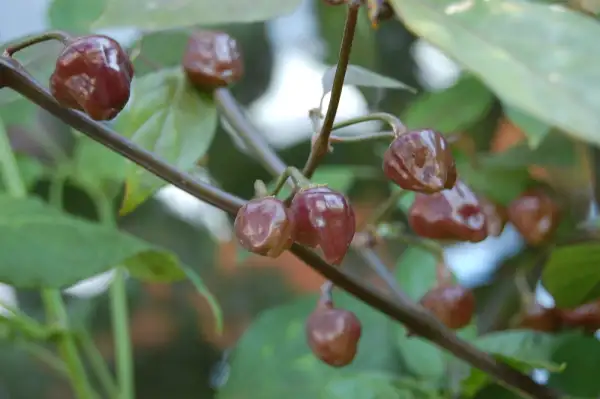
[[0, 122, 26, 197], [110, 268, 133, 399], [213, 89, 288, 179], [302, 1, 361, 179], [2, 31, 71, 57], [77, 331, 119, 399], [18, 340, 69, 376], [0, 118, 95, 399], [0, 56, 560, 399], [329, 131, 395, 144], [42, 289, 95, 399], [93, 189, 134, 399], [329, 113, 406, 136]]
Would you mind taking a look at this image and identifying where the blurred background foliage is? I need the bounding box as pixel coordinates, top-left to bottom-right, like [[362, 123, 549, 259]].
[[1, 0, 600, 398]]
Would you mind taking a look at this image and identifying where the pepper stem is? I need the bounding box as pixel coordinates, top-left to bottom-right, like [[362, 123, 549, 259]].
[[3, 31, 72, 57], [269, 166, 311, 197]]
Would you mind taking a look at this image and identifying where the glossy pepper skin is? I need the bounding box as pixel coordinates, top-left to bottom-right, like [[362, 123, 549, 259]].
[[383, 129, 456, 194], [234, 197, 296, 258], [182, 30, 244, 90], [507, 189, 561, 246], [419, 284, 475, 329], [306, 300, 362, 367], [290, 186, 356, 265], [479, 197, 508, 237], [50, 35, 134, 121], [408, 180, 488, 243]]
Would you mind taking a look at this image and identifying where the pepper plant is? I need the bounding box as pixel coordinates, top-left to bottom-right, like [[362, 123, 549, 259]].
[[1, 0, 600, 398]]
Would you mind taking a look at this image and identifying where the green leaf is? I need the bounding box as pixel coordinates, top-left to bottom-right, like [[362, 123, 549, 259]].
[[479, 131, 576, 169], [11, 156, 47, 191], [216, 292, 398, 399], [322, 65, 416, 95], [542, 243, 600, 308], [400, 75, 494, 134], [454, 150, 532, 205], [461, 330, 563, 397], [322, 372, 436, 399], [395, 246, 454, 382], [503, 106, 551, 149], [472, 330, 560, 360], [269, 166, 377, 198], [388, 0, 600, 146], [128, 30, 189, 77], [0, 195, 188, 288], [47, 0, 106, 33], [71, 134, 126, 197], [548, 333, 600, 397], [92, 0, 302, 30], [395, 246, 442, 301], [114, 68, 218, 214]]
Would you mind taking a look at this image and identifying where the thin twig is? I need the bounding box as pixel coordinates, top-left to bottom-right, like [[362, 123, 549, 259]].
[[0, 56, 559, 399], [302, 1, 361, 179]]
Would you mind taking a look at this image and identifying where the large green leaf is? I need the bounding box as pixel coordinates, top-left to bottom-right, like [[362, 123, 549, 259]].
[[114, 68, 218, 214], [216, 292, 398, 399], [400, 75, 494, 134], [92, 0, 302, 30], [47, 0, 106, 33], [542, 243, 600, 308], [389, 0, 600, 146], [0, 195, 188, 287], [322, 372, 437, 399], [128, 30, 190, 77], [461, 330, 563, 397]]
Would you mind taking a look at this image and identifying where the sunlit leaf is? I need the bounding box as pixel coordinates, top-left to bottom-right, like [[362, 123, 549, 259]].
[[389, 0, 600, 146], [47, 0, 106, 33], [114, 67, 218, 214], [92, 0, 302, 30]]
